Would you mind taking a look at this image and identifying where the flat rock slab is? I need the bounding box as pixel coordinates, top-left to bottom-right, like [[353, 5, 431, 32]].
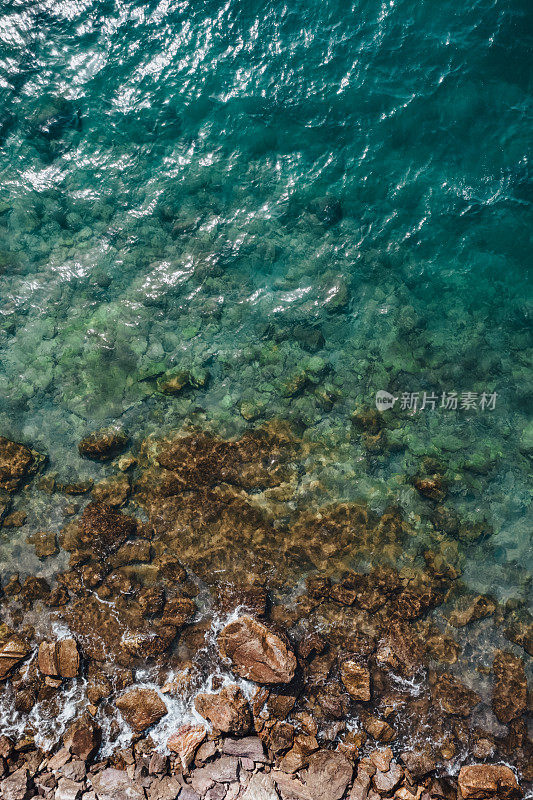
[[240, 773, 280, 800], [91, 768, 145, 800], [272, 771, 314, 800], [0, 768, 31, 800], [222, 737, 267, 762], [196, 757, 239, 784], [55, 777, 84, 800], [303, 751, 353, 800]]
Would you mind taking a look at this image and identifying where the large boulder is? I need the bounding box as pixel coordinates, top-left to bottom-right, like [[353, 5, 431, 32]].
[[0, 633, 31, 679], [0, 767, 31, 800], [492, 650, 527, 723], [457, 764, 520, 799], [91, 768, 145, 800], [38, 638, 79, 678], [194, 684, 252, 734], [167, 724, 206, 770], [218, 615, 296, 684], [115, 687, 167, 732], [63, 714, 102, 761], [303, 751, 353, 800]]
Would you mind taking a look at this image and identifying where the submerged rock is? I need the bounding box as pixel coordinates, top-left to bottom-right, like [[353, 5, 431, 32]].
[[218, 615, 297, 684], [448, 594, 496, 627], [0, 436, 45, 492], [194, 684, 252, 734], [309, 196, 343, 228], [28, 530, 58, 559], [78, 428, 129, 461], [492, 650, 527, 723], [115, 688, 167, 732], [431, 673, 481, 717], [68, 501, 137, 556]]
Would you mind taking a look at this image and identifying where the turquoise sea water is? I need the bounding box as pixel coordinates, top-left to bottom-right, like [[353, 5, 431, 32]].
[[0, 0, 531, 598]]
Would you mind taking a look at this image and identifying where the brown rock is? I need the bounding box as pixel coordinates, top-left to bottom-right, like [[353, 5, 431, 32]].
[[28, 530, 58, 559], [448, 595, 497, 627], [63, 714, 101, 761], [78, 428, 129, 461], [71, 502, 137, 556], [399, 749, 436, 778], [2, 510, 27, 527], [492, 650, 527, 723], [0, 766, 31, 800], [0, 634, 31, 679], [222, 736, 268, 762], [413, 474, 446, 502], [111, 539, 151, 566], [348, 760, 375, 800], [115, 688, 167, 732], [340, 661, 371, 701], [58, 639, 80, 678], [38, 641, 58, 676], [279, 736, 319, 773], [272, 771, 314, 800], [161, 596, 196, 628], [38, 639, 79, 678], [303, 750, 353, 800], [431, 673, 480, 717], [375, 621, 425, 678], [457, 764, 520, 799], [362, 715, 396, 742], [167, 724, 206, 770], [218, 615, 296, 684], [369, 748, 392, 772], [194, 684, 252, 734], [0, 437, 44, 492], [264, 721, 295, 754], [91, 767, 145, 800], [55, 776, 83, 800], [372, 760, 403, 795], [91, 474, 131, 508]]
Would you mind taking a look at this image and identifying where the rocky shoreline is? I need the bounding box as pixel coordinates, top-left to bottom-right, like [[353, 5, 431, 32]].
[[0, 428, 531, 800]]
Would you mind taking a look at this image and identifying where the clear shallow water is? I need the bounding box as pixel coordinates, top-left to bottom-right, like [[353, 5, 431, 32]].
[[0, 0, 531, 598]]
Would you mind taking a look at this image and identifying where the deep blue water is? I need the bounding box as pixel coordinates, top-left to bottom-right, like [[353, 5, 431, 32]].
[[0, 0, 531, 597]]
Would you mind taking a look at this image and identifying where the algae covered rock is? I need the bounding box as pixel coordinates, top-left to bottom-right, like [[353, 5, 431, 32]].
[[491, 650, 527, 723], [156, 366, 210, 394], [78, 427, 129, 461], [67, 501, 137, 556], [0, 436, 46, 492]]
